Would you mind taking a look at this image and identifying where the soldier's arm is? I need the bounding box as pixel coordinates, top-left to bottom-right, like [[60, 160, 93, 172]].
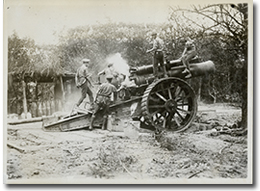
[[95, 85, 102, 101], [147, 39, 157, 53], [98, 69, 105, 76], [113, 87, 118, 102], [113, 92, 117, 102], [182, 47, 187, 57]]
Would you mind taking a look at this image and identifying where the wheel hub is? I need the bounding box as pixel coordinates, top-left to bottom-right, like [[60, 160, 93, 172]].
[[165, 99, 177, 112]]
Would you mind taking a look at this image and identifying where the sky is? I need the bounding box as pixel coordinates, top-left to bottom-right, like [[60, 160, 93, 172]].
[[4, 0, 249, 45], [4, 0, 175, 45]]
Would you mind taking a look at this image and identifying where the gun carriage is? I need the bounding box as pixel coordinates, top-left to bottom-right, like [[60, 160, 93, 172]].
[[43, 58, 215, 132]]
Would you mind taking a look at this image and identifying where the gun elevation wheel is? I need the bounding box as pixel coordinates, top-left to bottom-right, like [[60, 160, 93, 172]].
[[141, 77, 197, 132]]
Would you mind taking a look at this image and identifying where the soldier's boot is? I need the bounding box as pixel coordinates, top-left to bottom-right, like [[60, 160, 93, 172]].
[[102, 116, 108, 130], [89, 115, 95, 131]]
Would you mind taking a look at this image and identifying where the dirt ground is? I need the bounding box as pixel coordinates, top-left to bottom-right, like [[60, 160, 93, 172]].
[[5, 103, 249, 183]]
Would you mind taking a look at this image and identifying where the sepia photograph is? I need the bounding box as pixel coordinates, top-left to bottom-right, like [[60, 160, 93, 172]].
[[3, 0, 253, 184]]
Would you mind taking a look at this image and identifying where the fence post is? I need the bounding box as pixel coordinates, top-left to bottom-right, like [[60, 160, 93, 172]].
[[22, 80, 28, 118]]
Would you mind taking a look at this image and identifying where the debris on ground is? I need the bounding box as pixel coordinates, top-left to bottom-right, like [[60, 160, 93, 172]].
[[5, 104, 248, 181]]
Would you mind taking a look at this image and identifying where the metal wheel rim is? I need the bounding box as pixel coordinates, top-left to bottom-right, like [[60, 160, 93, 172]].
[[141, 77, 197, 132]]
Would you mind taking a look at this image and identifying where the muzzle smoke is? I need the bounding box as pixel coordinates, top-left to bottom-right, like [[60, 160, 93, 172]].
[[106, 53, 133, 86], [106, 53, 130, 77]]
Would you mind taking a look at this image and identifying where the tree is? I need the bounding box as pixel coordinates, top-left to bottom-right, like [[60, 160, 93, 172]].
[[8, 33, 37, 116], [8, 33, 64, 116], [168, 3, 248, 129]]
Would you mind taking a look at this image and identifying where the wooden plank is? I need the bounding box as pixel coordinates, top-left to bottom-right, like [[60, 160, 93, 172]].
[[73, 107, 92, 114], [7, 142, 26, 153], [197, 109, 216, 113], [8, 117, 43, 125], [43, 97, 142, 132]]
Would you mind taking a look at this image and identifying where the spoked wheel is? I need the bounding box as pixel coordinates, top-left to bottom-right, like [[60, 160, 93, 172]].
[[141, 77, 197, 132]]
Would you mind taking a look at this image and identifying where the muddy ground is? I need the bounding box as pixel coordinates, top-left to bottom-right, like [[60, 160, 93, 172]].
[[5, 103, 249, 183]]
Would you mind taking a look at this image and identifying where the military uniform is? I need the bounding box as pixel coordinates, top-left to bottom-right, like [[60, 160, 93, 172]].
[[98, 64, 120, 88], [181, 40, 197, 78], [75, 59, 94, 107], [90, 77, 117, 130], [92, 82, 117, 115], [147, 32, 167, 79]]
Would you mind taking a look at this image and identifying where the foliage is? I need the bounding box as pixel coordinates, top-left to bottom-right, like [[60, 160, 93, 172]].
[[8, 33, 63, 79], [8, 3, 248, 125], [88, 142, 137, 178], [167, 3, 248, 127]]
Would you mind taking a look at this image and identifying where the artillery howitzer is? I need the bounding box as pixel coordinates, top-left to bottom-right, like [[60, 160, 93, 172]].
[[43, 58, 215, 132]]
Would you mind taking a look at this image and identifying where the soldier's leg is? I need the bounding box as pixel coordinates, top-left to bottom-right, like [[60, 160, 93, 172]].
[[76, 86, 87, 107], [89, 115, 95, 130], [86, 86, 94, 104], [102, 115, 108, 130], [160, 52, 168, 77], [183, 54, 192, 78], [181, 55, 189, 73], [185, 51, 197, 71], [89, 103, 100, 130], [101, 104, 109, 130], [184, 51, 196, 78], [153, 54, 159, 79]]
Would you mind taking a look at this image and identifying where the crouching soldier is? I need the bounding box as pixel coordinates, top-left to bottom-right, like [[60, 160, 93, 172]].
[[89, 75, 117, 130]]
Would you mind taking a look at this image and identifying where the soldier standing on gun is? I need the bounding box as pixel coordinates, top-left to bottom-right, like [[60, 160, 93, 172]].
[[146, 31, 167, 80], [89, 75, 117, 130], [75, 59, 94, 109], [180, 38, 197, 78]]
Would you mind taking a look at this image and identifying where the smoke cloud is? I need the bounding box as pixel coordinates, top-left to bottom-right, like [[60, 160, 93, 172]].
[[105, 53, 133, 86], [106, 53, 130, 77]]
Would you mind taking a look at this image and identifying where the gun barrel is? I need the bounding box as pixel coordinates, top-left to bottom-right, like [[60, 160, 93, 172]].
[[130, 60, 215, 86], [130, 59, 182, 76]]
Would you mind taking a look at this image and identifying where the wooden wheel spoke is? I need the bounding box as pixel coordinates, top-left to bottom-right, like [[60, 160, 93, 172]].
[[152, 111, 167, 124], [174, 86, 182, 97], [168, 88, 173, 99], [175, 110, 185, 121], [162, 112, 170, 128], [142, 78, 197, 132], [155, 92, 167, 102], [176, 107, 191, 114], [175, 93, 191, 102], [174, 116, 181, 127], [163, 118, 167, 128], [177, 103, 189, 107]]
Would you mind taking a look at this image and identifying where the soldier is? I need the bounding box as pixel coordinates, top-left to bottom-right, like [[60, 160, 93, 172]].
[[75, 58, 94, 109], [89, 75, 117, 130], [97, 62, 120, 88], [146, 31, 167, 80], [180, 38, 197, 78]]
